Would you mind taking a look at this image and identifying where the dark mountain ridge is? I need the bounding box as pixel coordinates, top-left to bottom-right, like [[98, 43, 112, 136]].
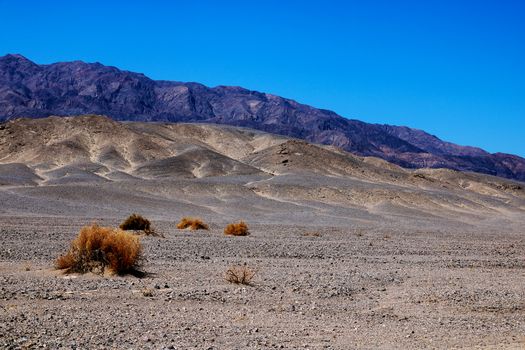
[[1, 53, 524, 181]]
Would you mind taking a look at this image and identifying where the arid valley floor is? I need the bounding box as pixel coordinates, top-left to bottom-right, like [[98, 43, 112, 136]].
[[1, 116, 524, 349]]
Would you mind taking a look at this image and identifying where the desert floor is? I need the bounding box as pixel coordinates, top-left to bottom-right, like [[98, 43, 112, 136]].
[[1, 215, 524, 349]]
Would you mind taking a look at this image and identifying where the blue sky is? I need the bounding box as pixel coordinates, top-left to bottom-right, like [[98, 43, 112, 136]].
[[1, 0, 524, 156]]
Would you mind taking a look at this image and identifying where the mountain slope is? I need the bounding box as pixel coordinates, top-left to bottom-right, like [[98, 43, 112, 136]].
[[0, 53, 524, 181], [0, 115, 523, 230]]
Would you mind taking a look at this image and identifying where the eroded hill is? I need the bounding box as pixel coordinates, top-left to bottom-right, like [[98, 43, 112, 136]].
[[0, 115, 523, 230]]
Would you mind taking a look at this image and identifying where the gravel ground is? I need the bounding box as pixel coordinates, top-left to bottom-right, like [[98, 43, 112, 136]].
[[1, 216, 524, 349]]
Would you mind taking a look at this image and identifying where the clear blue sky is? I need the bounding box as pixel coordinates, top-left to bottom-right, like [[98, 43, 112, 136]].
[[1, 0, 524, 156]]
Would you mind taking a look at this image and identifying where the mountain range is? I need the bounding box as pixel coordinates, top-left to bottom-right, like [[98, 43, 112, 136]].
[[1, 53, 524, 181]]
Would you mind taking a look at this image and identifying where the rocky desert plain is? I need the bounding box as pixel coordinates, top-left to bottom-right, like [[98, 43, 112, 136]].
[[0, 115, 524, 349]]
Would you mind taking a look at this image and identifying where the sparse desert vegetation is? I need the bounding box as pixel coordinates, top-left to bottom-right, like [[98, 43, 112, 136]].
[[176, 217, 209, 230], [224, 265, 255, 285], [224, 221, 249, 236], [56, 224, 142, 275], [119, 213, 155, 235], [142, 288, 154, 297], [3, 216, 525, 349]]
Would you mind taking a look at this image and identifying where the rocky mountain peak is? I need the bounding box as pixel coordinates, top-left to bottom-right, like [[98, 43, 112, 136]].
[[0, 54, 524, 181]]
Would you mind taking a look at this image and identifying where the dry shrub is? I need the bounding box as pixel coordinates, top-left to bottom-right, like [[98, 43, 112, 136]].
[[56, 224, 142, 275], [142, 288, 154, 297], [119, 214, 154, 235], [224, 221, 249, 236], [176, 217, 209, 230], [225, 265, 255, 285]]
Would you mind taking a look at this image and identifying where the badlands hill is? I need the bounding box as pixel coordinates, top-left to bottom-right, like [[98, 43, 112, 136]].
[[1, 54, 524, 181], [0, 115, 523, 230]]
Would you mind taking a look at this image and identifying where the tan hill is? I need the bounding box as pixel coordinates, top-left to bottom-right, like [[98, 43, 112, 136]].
[[0, 115, 523, 230], [0, 115, 272, 182]]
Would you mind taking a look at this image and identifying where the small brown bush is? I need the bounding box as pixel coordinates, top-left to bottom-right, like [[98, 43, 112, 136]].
[[224, 221, 249, 236], [225, 265, 255, 285], [176, 217, 209, 230], [119, 214, 154, 235], [56, 224, 142, 275], [142, 288, 154, 297]]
